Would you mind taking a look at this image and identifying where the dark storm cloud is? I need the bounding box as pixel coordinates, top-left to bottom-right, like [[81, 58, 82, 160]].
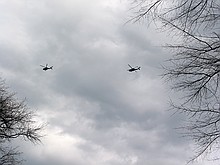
[[0, 0, 216, 165]]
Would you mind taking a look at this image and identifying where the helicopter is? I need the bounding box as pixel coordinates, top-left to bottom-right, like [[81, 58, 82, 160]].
[[40, 64, 53, 71], [127, 64, 141, 72]]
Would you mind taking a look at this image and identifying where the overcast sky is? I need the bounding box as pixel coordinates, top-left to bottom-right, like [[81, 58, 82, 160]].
[[0, 0, 219, 165]]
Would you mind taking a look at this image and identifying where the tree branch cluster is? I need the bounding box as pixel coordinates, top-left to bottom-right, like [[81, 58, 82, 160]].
[[131, 0, 220, 161], [0, 79, 43, 165]]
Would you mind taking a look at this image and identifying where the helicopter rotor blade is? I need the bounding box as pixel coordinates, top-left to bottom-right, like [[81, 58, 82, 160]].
[[40, 65, 45, 67], [128, 64, 132, 68]]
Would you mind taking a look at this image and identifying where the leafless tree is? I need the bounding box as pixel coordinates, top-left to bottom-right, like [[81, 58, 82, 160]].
[[0, 146, 22, 165], [0, 79, 43, 164], [129, 0, 220, 162]]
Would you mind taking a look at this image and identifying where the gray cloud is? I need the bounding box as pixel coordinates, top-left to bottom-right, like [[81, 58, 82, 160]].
[[0, 0, 217, 165]]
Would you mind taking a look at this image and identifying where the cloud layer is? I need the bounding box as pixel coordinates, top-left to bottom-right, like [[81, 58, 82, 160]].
[[0, 0, 218, 165]]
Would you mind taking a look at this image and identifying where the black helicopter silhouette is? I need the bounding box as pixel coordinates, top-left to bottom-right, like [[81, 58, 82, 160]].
[[127, 64, 141, 72], [40, 64, 53, 71]]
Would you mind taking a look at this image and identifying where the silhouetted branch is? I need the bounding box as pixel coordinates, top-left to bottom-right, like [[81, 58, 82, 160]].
[[131, 0, 220, 162], [0, 78, 44, 164]]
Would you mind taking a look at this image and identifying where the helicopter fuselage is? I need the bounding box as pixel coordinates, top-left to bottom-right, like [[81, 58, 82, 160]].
[[42, 66, 53, 71], [128, 67, 140, 72]]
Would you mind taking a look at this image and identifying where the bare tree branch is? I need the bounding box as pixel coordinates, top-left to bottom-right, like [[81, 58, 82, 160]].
[[0, 78, 44, 164], [130, 0, 220, 162]]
